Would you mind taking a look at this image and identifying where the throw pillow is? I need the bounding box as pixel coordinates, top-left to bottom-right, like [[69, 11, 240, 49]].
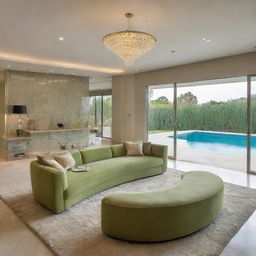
[[37, 154, 66, 172], [54, 151, 76, 169], [123, 141, 144, 156], [143, 142, 152, 155], [37, 153, 53, 165]]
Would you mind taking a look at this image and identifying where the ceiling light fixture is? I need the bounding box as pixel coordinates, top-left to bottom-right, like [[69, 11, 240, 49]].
[[202, 37, 211, 42], [103, 13, 156, 66], [59, 37, 64, 41]]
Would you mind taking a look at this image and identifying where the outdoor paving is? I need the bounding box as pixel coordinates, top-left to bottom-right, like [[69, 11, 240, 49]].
[[149, 131, 255, 172]]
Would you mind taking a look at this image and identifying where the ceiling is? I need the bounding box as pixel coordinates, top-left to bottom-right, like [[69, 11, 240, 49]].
[[0, 0, 256, 80]]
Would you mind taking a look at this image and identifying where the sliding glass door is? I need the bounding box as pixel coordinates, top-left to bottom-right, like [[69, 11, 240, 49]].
[[248, 75, 256, 173], [95, 96, 102, 136], [176, 77, 247, 172], [147, 76, 256, 173], [147, 84, 176, 158], [102, 95, 112, 138], [89, 95, 112, 138]]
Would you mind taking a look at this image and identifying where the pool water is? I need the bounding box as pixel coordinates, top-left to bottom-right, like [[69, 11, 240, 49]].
[[169, 131, 256, 155]]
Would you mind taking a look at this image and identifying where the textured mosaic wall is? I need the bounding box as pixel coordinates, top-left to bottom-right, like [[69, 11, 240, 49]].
[[0, 70, 90, 159], [6, 70, 89, 136]]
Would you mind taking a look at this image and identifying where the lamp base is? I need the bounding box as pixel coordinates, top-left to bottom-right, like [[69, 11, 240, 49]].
[[16, 129, 24, 137]]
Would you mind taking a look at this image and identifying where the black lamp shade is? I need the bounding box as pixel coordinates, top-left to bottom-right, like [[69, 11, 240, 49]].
[[13, 105, 27, 114]]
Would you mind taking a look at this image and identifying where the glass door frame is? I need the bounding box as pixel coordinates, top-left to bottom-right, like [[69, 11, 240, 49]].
[[90, 94, 112, 139], [173, 83, 177, 159], [247, 74, 256, 174], [147, 77, 256, 172], [102, 94, 112, 139], [146, 83, 177, 160]]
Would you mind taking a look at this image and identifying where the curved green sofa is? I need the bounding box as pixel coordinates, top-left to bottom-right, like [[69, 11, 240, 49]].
[[101, 171, 224, 242], [30, 144, 168, 213]]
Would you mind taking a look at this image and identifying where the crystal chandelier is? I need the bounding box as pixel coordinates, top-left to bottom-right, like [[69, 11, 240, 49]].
[[103, 13, 156, 66]]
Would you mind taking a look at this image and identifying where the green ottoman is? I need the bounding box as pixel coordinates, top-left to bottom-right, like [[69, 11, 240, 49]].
[[101, 171, 224, 242]]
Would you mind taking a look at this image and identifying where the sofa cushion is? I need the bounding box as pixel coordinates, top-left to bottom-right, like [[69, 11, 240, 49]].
[[37, 153, 53, 164], [80, 146, 113, 164], [111, 144, 126, 157], [37, 157, 66, 172], [71, 151, 83, 166], [124, 141, 144, 156], [143, 142, 152, 155], [65, 156, 163, 199], [54, 152, 75, 169]]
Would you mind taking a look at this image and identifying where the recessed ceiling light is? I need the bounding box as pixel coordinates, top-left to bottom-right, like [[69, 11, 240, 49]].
[[59, 37, 64, 41], [202, 37, 211, 42]]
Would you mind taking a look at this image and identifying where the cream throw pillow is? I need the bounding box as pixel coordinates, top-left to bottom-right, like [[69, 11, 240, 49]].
[[124, 141, 144, 156], [54, 152, 75, 169], [37, 154, 66, 172]]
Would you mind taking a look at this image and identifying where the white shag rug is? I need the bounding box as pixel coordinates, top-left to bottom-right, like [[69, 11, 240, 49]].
[[1, 169, 256, 256]]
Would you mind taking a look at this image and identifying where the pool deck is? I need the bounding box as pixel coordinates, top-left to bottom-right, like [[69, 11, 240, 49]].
[[149, 130, 256, 172]]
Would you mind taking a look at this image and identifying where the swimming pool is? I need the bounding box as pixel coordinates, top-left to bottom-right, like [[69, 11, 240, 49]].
[[168, 131, 256, 155]]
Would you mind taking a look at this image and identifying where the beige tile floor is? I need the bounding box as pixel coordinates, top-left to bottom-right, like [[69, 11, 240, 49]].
[[0, 200, 53, 256], [0, 157, 256, 255]]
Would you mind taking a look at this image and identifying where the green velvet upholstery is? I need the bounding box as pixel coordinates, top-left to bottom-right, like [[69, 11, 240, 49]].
[[151, 144, 168, 172], [101, 171, 224, 242], [30, 161, 68, 213], [30, 144, 167, 213], [70, 151, 83, 166], [80, 146, 113, 163], [110, 144, 126, 157]]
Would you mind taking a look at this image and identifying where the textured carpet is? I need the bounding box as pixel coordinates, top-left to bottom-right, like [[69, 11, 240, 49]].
[[1, 169, 256, 256]]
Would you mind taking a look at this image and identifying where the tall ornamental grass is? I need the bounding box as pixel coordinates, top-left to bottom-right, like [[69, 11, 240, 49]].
[[148, 98, 256, 133]]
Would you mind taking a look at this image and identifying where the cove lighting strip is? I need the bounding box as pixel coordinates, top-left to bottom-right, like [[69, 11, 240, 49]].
[[0, 52, 124, 74]]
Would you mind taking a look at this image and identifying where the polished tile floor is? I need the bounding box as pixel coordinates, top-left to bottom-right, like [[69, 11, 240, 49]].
[[0, 158, 256, 256]]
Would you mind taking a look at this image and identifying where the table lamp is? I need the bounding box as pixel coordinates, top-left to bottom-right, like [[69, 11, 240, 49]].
[[12, 105, 27, 136]]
